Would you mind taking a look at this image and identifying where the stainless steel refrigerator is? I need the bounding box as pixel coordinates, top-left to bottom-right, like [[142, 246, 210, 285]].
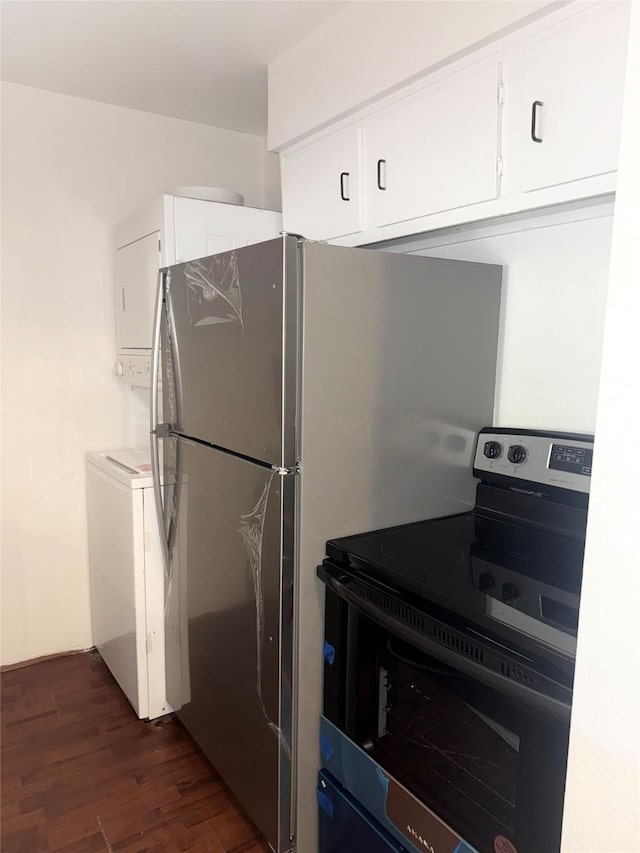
[[150, 236, 502, 853]]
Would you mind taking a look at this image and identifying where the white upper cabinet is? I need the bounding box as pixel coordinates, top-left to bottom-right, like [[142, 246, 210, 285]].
[[281, 126, 363, 241], [521, 2, 629, 193], [275, 3, 630, 246], [367, 61, 502, 228]]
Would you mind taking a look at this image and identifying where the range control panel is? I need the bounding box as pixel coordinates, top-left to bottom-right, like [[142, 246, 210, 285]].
[[473, 429, 594, 494], [114, 353, 155, 389], [548, 443, 593, 477]]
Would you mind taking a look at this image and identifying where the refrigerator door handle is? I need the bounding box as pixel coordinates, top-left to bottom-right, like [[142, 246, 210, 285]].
[[150, 269, 171, 578]]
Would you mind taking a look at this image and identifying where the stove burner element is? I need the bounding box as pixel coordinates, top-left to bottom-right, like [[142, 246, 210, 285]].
[[381, 535, 465, 568], [455, 522, 478, 543]]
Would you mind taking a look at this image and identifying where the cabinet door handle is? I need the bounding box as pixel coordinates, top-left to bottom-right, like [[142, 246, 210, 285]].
[[339, 171, 350, 201], [377, 159, 387, 191], [121, 287, 126, 311], [531, 100, 544, 143]]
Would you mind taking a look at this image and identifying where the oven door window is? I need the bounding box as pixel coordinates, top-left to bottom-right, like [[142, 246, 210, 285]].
[[352, 614, 569, 853]]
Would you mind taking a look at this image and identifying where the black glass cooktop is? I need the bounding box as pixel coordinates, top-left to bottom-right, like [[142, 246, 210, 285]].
[[325, 511, 585, 660]]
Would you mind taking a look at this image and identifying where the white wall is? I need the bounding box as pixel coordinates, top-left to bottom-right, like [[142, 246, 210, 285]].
[[263, 146, 282, 211], [561, 0, 640, 847], [268, 0, 554, 149], [393, 204, 614, 433], [0, 82, 272, 666]]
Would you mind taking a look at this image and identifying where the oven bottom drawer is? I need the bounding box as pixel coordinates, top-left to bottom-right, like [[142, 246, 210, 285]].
[[318, 770, 408, 853], [320, 716, 478, 853]]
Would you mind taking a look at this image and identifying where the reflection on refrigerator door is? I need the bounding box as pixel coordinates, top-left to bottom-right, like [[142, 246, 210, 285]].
[[163, 436, 190, 713], [164, 239, 289, 466]]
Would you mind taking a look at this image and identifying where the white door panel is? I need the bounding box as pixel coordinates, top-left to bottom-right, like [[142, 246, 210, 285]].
[[368, 61, 500, 227], [281, 126, 363, 240], [87, 465, 147, 717], [115, 231, 160, 350], [522, 2, 629, 192]]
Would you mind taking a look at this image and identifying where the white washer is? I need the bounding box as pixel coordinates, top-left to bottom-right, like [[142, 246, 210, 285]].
[[86, 450, 168, 719]]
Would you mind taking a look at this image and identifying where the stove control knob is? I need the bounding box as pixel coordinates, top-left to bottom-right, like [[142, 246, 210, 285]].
[[507, 444, 527, 464], [478, 573, 495, 592], [114, 361, 124, 377], [502, 582, 519, 602], [483, 440, 502, 460]]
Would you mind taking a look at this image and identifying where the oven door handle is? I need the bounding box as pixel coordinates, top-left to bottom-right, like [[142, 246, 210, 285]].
[[322, 571, 572, 723]]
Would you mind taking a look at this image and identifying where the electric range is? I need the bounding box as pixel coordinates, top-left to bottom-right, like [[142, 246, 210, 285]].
[[318, 428, 593, 853]]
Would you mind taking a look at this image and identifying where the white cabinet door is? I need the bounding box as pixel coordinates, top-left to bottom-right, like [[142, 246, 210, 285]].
[[522, 2, 629, 193], [115, 230, 160, 350], [368, 61, 501, 228], [281, 127, 362, 240], [172, 198, 282, 263]]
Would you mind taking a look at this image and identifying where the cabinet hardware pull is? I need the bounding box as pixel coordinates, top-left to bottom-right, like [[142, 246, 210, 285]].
[[121, 287, 126, 311], [531, 100, 544, 143], [377, 159, 387, 191], [339, 172, 350, 201]]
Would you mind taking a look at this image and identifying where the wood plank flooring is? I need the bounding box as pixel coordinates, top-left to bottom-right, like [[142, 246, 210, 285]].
[[1, 651, 270, 853]]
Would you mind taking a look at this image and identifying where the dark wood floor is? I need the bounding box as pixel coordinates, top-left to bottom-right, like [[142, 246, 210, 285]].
[[1, 651, 270, 853]]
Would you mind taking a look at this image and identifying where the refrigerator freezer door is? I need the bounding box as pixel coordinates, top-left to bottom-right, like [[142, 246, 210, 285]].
[[164, 436, 294, 853], [163, 236, 299, 468]]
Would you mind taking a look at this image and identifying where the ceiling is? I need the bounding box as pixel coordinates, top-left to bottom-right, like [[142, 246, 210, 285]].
[[0, 0, 347, 136]]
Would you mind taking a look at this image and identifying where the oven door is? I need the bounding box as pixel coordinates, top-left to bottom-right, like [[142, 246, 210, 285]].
[[321, 567, 572, 853]]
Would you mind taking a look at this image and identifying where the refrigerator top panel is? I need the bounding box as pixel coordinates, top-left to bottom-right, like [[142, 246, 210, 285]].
[[163, 236, 299, 468]]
